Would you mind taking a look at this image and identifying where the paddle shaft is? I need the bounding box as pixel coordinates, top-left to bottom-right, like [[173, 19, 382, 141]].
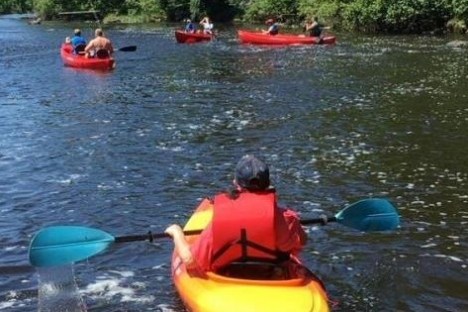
[[301, 216, 337, 226], [114, 217, 336, 243], [115, 229, 202, 243]]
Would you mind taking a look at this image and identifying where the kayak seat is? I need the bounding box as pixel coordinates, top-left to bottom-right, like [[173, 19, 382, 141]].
[[96, 49, 110, 59], [74, 44, 86, 54], [217, 261, 291, 280]]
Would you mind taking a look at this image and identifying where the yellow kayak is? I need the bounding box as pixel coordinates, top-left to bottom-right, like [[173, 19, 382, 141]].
[[171, 198, 330, 312]]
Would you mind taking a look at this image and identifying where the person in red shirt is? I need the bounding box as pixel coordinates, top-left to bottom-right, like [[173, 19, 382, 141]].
[[165, 155, 307, 274]]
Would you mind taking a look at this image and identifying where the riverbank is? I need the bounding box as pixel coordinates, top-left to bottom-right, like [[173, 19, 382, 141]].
[[20, 12, 468, 37], [4, 0, 467, 34]]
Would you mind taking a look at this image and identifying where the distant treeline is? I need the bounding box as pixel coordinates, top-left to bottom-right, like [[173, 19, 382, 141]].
[[2, 0, 467, 33]]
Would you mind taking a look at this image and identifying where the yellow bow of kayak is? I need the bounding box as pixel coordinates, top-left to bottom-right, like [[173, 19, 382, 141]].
[[171, 198, 330, 312]]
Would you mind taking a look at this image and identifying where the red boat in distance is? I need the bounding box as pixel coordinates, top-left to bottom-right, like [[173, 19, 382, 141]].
[[175, 30, 213, 44], [238, 30, 336, 45]]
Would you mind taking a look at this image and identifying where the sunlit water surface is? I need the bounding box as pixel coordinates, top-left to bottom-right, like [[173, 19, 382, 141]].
[[1, 14, 467, 312]]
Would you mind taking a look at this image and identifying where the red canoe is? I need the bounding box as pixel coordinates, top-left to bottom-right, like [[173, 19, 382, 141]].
[[238, 30, 336, 45], [175, 30, 213, 44], [60, 43, 115, 70]]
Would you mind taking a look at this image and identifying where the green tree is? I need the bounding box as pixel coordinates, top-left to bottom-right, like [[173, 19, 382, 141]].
[[0, 0, 32, 14], [243, 0, 299, 24], [34, 0, 59, 19]]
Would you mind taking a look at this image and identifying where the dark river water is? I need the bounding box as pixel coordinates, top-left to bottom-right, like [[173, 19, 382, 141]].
[[1, 14, 467, 312]]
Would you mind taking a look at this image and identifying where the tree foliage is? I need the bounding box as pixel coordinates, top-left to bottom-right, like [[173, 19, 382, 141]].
[[0, 0, 32, 14], [3, 0, 468, 33], [242, 0, 299, 24]]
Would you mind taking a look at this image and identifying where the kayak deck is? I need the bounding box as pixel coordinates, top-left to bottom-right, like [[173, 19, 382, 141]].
[[60, 43, 115, 70], [171, 199, 330, 312], [238, 30, 336, 45]]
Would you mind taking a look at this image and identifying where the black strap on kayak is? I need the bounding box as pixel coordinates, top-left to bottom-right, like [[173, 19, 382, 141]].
[[240, 229, 248, 260], [212, 228, 289, 264]]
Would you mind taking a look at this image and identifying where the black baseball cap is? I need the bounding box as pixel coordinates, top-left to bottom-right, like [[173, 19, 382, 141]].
[[235, 155, 270, 190]]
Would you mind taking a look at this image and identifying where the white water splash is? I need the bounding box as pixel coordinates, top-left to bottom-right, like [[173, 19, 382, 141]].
[[38, 265, 86, 312]]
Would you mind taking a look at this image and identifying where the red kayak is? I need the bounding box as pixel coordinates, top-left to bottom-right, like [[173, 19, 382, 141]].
[[60, 43, 115, 70], [175, 30, 213, 43], [238, 30, 336, 45]]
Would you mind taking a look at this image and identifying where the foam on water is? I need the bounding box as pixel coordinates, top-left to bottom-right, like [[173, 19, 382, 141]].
[[80, 270, 155, 305]]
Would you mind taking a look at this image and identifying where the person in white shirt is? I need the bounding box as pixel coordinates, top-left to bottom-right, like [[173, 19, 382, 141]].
[[199, 16, 214, 35]]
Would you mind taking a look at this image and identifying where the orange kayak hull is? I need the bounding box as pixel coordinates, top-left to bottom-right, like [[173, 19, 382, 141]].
[[171, 199, 330, 312]]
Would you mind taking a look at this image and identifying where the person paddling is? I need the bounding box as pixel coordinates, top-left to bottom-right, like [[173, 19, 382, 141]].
[[304, 17, 330, 41], [70, 29, 86, 54], [199, 16, 214, 35], [84, 28, 114, 59], [263, 18, 280, 35], [165, 154, 307, 275], [184, 18, 196, 33]]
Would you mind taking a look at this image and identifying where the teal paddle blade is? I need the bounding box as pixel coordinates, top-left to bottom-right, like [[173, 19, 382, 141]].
[[29, 226, 115, 267], [335, 198, 400, 231]]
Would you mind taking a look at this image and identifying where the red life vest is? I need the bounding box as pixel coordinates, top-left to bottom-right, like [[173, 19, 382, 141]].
[[210, 189, 285, 270]]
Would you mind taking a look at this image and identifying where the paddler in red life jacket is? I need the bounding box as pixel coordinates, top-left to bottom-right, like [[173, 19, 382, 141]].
[[165, 154, 307, 275]]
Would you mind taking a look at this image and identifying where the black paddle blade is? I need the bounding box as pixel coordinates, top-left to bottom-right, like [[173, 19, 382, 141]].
[[118, 46, 137, 52]]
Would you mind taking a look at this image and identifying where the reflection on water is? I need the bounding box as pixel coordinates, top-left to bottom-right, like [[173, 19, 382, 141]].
[[0, 14, 467, 311]]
